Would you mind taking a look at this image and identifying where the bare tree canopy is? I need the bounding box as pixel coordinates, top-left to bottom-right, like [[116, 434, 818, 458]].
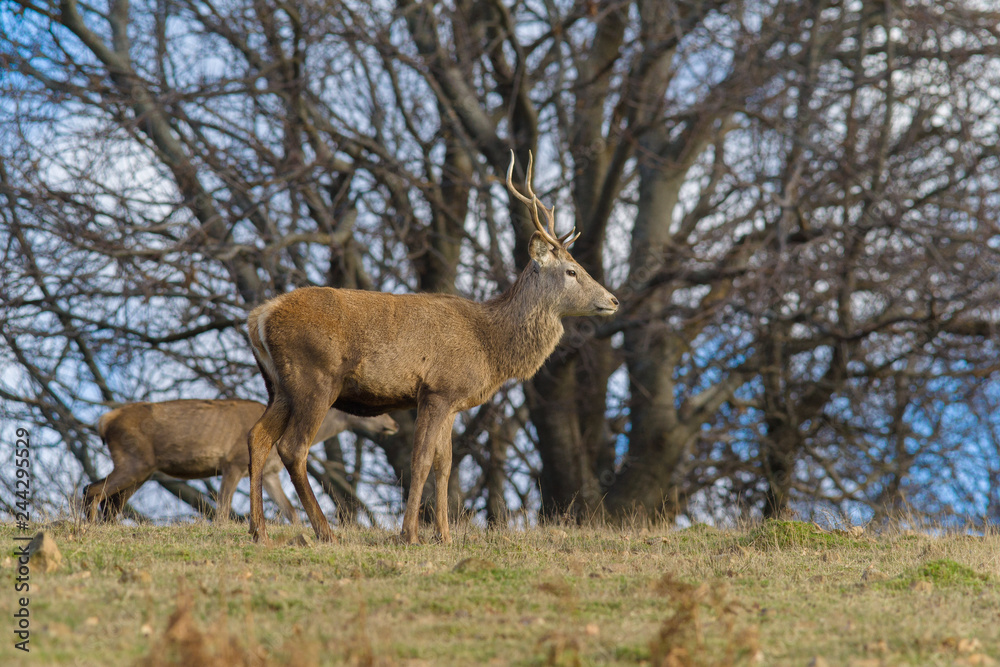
[[2, 0, 999, 528]]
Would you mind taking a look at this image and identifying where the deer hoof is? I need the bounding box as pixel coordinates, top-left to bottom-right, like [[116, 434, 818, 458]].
[[398, 531, 421, 546], [250, 529, 271, 547]]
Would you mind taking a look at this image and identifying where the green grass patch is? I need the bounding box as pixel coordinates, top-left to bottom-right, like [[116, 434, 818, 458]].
[[739, 519, 859, 550], [882, 558, 992, 591]]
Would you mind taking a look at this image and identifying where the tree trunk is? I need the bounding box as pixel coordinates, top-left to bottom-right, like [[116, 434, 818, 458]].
[[606, 351, 686, 519], [760, 418, 797, 519], [485, 427, 508, 527], [605, 127, 690, 518], [528, 341, 613, 519]]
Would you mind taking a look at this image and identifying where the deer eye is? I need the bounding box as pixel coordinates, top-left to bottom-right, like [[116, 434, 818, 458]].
[[566, 268, 577, 277]]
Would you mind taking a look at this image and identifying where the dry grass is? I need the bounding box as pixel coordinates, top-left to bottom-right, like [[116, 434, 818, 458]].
[[0, 518, 997, 665]]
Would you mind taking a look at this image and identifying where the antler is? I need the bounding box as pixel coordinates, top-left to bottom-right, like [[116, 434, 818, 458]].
[[506, 150, 580, 248]]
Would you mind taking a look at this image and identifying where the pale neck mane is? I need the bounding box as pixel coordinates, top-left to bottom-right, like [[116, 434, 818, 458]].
[[480, 263, 565, 381]]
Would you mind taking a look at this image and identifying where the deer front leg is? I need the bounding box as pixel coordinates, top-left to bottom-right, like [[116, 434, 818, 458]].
[[402, 396, 456, 545]]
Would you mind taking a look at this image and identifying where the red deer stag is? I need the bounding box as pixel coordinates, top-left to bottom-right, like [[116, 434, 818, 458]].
[[246, 151, 619, 545], [84, 399, 398, 522]]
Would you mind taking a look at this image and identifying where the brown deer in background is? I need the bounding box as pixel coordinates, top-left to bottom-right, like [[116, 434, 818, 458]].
[[246, 151, 618, 545], [84, 399, 398, 522]]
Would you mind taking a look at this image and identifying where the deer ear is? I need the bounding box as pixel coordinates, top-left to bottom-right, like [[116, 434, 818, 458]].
[[528, 231, 556, 266]]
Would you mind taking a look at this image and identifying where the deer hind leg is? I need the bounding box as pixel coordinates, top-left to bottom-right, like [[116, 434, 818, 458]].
[[402, 395, 456, 545], [275, 393, 336, 542], [247, 399, 290, 544], [215, 467, 241, 523], [262, 471, 298, 524], [83, 478, 107, 522], [103, 479, 146, 521], [83, 464, 152, 523], [432, 430, 455, 544]]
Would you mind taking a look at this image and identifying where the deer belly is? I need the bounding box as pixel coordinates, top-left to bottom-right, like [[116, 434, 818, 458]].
[[337, 374, 418, 414], [157, 450, 226, 479]]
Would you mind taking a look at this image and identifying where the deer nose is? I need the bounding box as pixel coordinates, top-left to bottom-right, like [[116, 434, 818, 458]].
[[611, 296, 619, 307]]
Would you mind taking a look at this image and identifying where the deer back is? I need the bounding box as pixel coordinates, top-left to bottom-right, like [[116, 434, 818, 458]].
[[99, 400, 277, 479]]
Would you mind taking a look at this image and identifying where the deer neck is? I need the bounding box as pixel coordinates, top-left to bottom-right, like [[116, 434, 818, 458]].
[[482, 265, 565, 382]]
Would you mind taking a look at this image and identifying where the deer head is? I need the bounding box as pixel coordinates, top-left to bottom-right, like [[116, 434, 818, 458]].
[[506, 150, 619, 317]]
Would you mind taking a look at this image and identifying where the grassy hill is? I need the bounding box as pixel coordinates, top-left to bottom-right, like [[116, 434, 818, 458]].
[[1, 519, 997, 665]]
